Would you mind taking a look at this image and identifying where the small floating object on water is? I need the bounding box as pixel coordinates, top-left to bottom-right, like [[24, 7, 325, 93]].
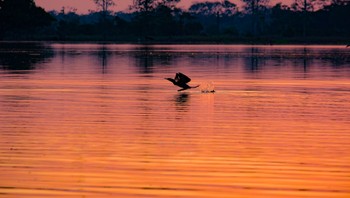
[[201, 81, 215, 93], [202, 90, 216, 93]]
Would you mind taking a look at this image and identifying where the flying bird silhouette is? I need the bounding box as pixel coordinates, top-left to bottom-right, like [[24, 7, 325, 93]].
[[165, 72, 200, 91]]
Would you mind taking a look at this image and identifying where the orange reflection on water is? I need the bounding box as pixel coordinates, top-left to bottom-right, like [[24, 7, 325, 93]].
[[0, 44, 350, 198]]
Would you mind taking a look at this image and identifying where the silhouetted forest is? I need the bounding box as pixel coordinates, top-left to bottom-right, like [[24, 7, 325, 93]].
[[1, 0, 350, 43]]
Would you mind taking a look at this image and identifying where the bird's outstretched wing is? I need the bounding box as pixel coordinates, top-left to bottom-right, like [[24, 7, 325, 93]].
[[175, 72, 191, 84]]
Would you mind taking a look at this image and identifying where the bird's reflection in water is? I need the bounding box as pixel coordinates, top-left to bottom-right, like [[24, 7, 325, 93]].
[[174, 93, 190, 116], [175, 93, 190, 104]]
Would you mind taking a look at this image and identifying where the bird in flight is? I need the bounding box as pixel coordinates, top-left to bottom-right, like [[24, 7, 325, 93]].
[[165, 72, 200, 91]]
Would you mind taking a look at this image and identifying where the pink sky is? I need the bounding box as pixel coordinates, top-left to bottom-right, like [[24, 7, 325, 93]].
[[36, 0, 293, 13]]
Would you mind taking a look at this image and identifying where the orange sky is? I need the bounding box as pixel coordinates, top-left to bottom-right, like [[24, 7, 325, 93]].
[[35, 0, 293, 13]]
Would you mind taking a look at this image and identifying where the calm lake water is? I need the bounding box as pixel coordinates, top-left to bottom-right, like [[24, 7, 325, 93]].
[[1, 43, 350, 198]]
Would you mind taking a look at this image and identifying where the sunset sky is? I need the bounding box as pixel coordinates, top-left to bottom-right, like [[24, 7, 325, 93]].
[[35, 0, 293, 13]]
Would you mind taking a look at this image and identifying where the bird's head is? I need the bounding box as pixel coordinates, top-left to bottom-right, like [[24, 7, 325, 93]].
[[165, 78, 176, 85]]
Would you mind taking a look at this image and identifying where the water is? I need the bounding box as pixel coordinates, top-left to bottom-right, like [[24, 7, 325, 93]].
[[1, 43, 350, 198]]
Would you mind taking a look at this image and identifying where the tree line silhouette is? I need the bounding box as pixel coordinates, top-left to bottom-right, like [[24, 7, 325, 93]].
[[0, 0, 349, 43]]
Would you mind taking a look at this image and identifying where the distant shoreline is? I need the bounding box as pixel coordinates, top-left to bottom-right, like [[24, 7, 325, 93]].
[[1, 35, 350, 46]]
